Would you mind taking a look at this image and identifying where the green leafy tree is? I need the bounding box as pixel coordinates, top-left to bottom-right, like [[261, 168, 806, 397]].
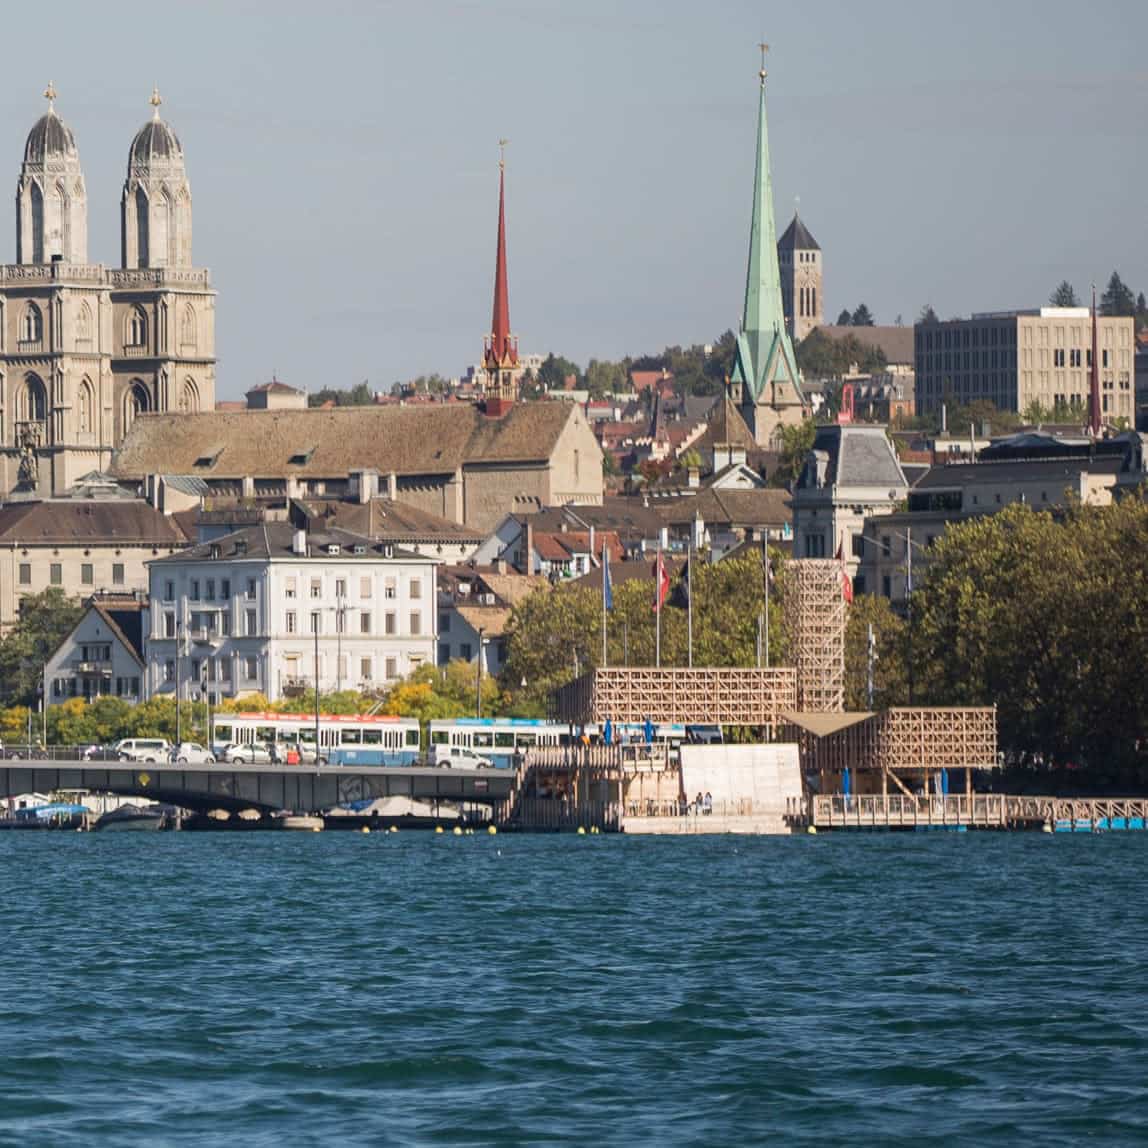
[[584, 359, 627, 397], [835, 309, 852, 326], [795, 329, 887, 379], [538, 353, 582, 391], [844, 595, 909, 711], [0, 589, 85, 706], [1049, 280, 1079, 307], [1100, 271, 1136, 317], [851, 303, 875, 327], [772, 420, 816, 487], [308, 381, 375, 407]]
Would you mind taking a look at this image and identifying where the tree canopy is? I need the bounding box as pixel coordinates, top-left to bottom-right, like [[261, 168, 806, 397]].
[[309, 381, 375, 407], [795, 328, 887, 379], [1100, 271, 1136, 318], [1049, 280, 1079, 307], [0, 589, 85, 707]]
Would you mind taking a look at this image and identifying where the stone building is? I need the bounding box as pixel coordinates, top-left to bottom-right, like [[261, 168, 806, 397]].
[[777, 212, 822, 343], [0, 86, 215, 497], [727, 56, 807, 447], [914, 308, 1134, 422]]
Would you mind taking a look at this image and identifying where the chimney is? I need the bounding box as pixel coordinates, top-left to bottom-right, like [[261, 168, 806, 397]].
[[588, 524, 596, 556], [387, 472, 398, 500], [687, 467, 700, 489], [293, 529, 307, 556]]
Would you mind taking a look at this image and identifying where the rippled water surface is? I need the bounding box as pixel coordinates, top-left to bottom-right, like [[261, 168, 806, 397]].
[[2, 832, 1147, 1145]]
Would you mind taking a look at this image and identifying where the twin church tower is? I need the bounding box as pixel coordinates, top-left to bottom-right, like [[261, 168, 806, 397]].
[[0, 85, 215, 495]]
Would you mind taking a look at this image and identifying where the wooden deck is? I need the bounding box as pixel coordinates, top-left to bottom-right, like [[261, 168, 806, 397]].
[[803, 794, 1148, 831]]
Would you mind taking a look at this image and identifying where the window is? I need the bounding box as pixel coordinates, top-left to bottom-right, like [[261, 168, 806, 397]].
[[385, 657, 397, 679], [310, 579, 322, 599], [360, 611, 371, 634], [221, 578, 231, 599], [81, 563, 93, 586], [385, 612, 396, 635], [190, 579, 200, 600], [18, 563, 31, 586], [164, 612, 176, 638], [244, 657, 258, 681], [310, 611, 320, 634], [218, 658, 231, 682], [438, 643, 451, 663], [439, 613, 451, 633], [336, 609, 346, 634], [409, 579, 422, 600], [1053, 349, 1066, 368], [220, 612, 231, 637], [285, 577, 297, 599], [335, 578, 347, 598], [245, 609, 257, 636], [360, 577, 372, 598], [205, 579, 216, 601], [285, 611, 297, 634], [164, 580, 174, 602], [127, 307, 148, 347], [360, 657, 372, 681], [882, 575, 892, 598], [191, 659, 201, 681], [385, 578, 396, 600], [460, 642, 472, 661], [245, 578, 257, 600], [21, 304, 42, 343], [410, 612, 422, 636], [164, 660, 175, 682], [1070, 349, 1082, 368], [49, 563, 62, 585], [112, 563, 125, 586]]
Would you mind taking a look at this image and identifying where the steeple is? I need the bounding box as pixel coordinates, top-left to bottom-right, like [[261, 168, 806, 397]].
[[728, 46, 804, 445], [483, 140, 518, 407]]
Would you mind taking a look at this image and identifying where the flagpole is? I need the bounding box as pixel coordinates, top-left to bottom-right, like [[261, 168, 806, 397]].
[[601, 541, 608, 667], [687, 541, 693, 668], [764, 544, 770, 669], [655, 544, 662, 669]]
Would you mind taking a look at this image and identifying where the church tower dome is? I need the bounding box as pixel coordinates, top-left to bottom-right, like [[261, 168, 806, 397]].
[[16, 83, 88, 264], [121, 87, 193, 269]]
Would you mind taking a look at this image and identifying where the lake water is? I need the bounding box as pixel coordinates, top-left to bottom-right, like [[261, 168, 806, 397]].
[[2, 832, 1147, 1145]]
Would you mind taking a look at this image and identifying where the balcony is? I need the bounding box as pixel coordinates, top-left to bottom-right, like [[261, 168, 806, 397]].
[[189, 628, 221, 645], [71, 659, 112, 677]]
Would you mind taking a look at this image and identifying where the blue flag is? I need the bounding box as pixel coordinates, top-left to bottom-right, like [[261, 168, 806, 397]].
[[603, 543, 613, 611]]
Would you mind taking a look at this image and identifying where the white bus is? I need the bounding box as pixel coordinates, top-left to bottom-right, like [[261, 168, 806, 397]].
[[211, 712, 421, 765]]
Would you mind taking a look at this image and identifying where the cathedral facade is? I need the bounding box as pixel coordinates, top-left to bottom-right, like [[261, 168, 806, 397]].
[[0, 86, 215, 496]]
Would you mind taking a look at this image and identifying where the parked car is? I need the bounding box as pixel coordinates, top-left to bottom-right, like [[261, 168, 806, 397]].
[[432, 745, 493, 770], [115, 738, 171, 763], [82, 744, 121, 762], [220, 742, 274, 765], [169, 742, 216, 765]]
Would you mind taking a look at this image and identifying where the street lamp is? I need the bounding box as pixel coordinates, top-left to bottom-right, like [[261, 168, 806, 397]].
[[476, 626, 486, 718]]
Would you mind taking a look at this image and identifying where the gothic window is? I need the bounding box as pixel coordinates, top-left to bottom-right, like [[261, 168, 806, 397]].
[[76, 301, 93, 345], [123, 380, 150, 432], [77, 379, 94, 436], [30, 182, 44, 263], [21, 303, 42, 344], [127, 306, 148, 348], [153, 188, 172, 268], [180, 304, 197, 349], [17, 374, 47, 424], [179, 378, 199, 414]]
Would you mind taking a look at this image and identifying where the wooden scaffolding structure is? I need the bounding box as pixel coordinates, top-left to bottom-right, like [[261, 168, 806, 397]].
[[782, 559, 846, 713], [550, 667, 797, 733]]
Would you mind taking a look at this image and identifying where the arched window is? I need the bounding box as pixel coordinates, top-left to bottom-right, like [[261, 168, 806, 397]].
[[136, 186, 149, 267], [127, 306, 147, 348], [123, 380, 150, 433], [17, 374, 47, 424], [180, 304, 197, 349], [178, 378, 199, 414], [77, 379, 94, 436], [30, 182, 44, 263], [153, 188, 171, 268], [76, 301, 93, 345], [21, 303, 43, 344]]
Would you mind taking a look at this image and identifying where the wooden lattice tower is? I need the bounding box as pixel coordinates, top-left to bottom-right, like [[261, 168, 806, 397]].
[[783, 559, 846, 713]]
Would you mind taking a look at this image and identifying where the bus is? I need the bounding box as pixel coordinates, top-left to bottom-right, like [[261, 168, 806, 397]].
[[211, 712, 421, 766]]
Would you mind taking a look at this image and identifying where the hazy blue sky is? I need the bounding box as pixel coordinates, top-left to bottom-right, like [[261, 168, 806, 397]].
[[1, 1, 1143, 398]]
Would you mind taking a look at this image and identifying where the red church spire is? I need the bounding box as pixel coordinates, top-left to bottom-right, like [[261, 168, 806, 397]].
[[484, 141, 518, 384], [1088, 283, 1102, 437]]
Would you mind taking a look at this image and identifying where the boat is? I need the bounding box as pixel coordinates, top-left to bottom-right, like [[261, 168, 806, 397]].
[[93, 804, 167, 832]]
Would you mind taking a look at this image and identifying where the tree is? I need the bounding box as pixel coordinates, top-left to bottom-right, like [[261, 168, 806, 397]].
[[308, 381, 375, 407], [918, 304, 939, 325], [844, 595, 908, 711], [835, 309, 852, 326], [850, 303, 875, 327], [1049, 280, 1079, 307], [0, 589, 85, 706], [771, 419, 816, 487], [538, 353, 582, 391], [384, 661, 501, 722], [1136, 292, 1148, 332], [795, 329, 886, 380], [1100, 271, 1136, 317]]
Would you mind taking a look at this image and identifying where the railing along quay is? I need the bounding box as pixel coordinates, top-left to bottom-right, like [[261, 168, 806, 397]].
[[802, 794, 1148, 831]]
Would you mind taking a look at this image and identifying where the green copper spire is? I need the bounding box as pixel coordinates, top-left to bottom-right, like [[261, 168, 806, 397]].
[[730, 48, 802, 410]]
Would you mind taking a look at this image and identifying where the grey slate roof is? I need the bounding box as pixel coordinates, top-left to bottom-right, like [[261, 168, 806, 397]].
[[129, 119, 182, 164], [803, 425, 908, 491], [151, 522, 425, 564], [777, 213, 820, 251], [24, 111, 77, 162]]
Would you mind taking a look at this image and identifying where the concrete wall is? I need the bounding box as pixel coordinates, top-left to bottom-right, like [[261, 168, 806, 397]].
[[680, 743, 802, 813]]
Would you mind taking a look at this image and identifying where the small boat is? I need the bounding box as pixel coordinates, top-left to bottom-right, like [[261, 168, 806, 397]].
[[93, 804, 167, 832]]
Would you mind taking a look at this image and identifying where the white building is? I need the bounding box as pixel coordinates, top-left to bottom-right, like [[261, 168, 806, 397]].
[[45, 592, 147, 704], [146, 523, 437, 703]]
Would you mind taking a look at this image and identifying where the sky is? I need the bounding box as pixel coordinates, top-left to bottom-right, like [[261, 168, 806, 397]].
[[1, 0, 1144, 399]]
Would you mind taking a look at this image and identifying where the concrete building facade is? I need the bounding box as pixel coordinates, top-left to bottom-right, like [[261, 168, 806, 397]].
[[0, 87, 215, 498], [915, 308, 1134, 422]]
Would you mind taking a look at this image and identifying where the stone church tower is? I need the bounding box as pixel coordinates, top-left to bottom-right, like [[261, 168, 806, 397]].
[[728, 52, 807, 447], [777, 211, 822, 342], [0, 86, 215, 496], [481, 144, 519, 413]]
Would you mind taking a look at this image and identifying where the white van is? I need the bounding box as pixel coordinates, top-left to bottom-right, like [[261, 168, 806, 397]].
[[432, 745, 492, 770], [115, 738, 171, 763]]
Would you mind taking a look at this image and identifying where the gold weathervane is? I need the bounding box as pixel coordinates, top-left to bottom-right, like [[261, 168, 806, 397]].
[[44, 81, 57, 110], [498, 138, 509, 171], [150, 85, 163, 119], [758, 41, 769, 83]]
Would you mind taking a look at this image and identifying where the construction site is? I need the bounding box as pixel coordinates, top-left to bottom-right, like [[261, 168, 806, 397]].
[[520, 558, 1005, 835]]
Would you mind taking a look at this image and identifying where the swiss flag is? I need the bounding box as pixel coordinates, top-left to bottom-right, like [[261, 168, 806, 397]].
[[836, 540, 854, 604], [652, 549, 671, 612]]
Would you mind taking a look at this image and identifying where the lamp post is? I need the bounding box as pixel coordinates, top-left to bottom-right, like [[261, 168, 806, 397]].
[[476, 627, 486, 718], [175, 620, 183, 748], [313, 612, 321, 761]]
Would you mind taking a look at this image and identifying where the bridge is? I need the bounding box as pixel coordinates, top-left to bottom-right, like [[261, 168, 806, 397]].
[[0, 761, 516, 815]]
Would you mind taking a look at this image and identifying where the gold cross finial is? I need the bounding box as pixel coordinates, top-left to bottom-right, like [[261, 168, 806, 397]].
[[758, 42, 769, 84], [44, 81, 57, 111], [498, 138, 509, 171], [150, 85, 162, 119]]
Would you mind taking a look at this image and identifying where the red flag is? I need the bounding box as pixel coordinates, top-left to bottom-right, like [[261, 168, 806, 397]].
[[836, 540, 854, 604], [652, 549, 670, 612]]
